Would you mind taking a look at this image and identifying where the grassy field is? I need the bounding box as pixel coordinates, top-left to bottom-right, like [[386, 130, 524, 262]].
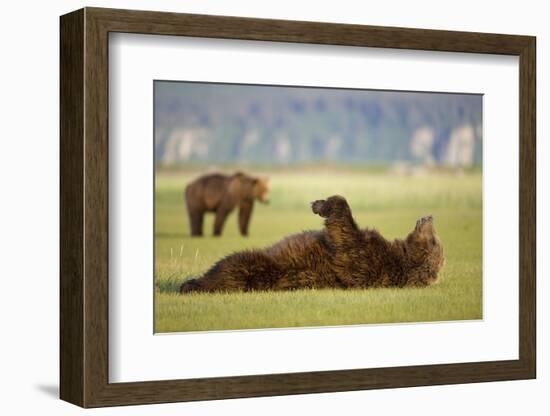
[[155, 168, 482, 333]]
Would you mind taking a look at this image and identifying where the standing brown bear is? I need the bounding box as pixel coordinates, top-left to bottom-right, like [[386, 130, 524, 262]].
[[180, 195, 445, 293], [185, 172, 270, 237]]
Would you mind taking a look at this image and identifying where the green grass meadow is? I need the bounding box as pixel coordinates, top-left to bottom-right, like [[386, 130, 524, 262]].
[[155, 168, 482, 333]]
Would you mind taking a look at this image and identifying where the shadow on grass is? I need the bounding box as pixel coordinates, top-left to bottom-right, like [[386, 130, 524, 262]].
[[156, 275, 198, 294]]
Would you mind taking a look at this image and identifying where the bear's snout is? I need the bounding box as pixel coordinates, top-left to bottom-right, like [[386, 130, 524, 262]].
[[415, 215, 433, 230], [311, 200, 326, 215]]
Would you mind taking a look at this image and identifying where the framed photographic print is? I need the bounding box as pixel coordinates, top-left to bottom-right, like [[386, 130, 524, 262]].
[[60, 7, 536, 407]]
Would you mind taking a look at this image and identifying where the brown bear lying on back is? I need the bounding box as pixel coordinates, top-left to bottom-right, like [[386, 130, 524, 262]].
[[180, 195, 445, 293]]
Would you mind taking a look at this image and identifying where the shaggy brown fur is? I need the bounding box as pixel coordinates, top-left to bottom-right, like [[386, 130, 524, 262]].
[[185, 172, 270, 237], [180, 195, 445, 293]]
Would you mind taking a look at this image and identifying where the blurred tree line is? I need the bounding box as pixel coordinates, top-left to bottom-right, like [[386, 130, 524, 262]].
[[154, 81, 482, 167]]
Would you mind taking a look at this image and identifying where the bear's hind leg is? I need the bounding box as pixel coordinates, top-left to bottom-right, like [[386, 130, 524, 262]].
[[180, 278, 202, 294], [180, 251, 283, 293]]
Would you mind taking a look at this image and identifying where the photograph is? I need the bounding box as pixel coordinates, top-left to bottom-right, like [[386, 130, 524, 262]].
[[153, 81, 483, 333]]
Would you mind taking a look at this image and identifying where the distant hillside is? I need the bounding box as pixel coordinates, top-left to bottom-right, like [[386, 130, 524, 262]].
[[154, 81, 482, 167]]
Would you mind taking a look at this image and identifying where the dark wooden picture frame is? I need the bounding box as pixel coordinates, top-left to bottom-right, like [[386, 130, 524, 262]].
[[60, 7, 536, 408]]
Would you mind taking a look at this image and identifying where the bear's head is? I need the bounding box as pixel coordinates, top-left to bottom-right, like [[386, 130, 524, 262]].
[[405, 215, 445, 285], [252, 177, 270, 204], [232, 172, 270, 204]]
